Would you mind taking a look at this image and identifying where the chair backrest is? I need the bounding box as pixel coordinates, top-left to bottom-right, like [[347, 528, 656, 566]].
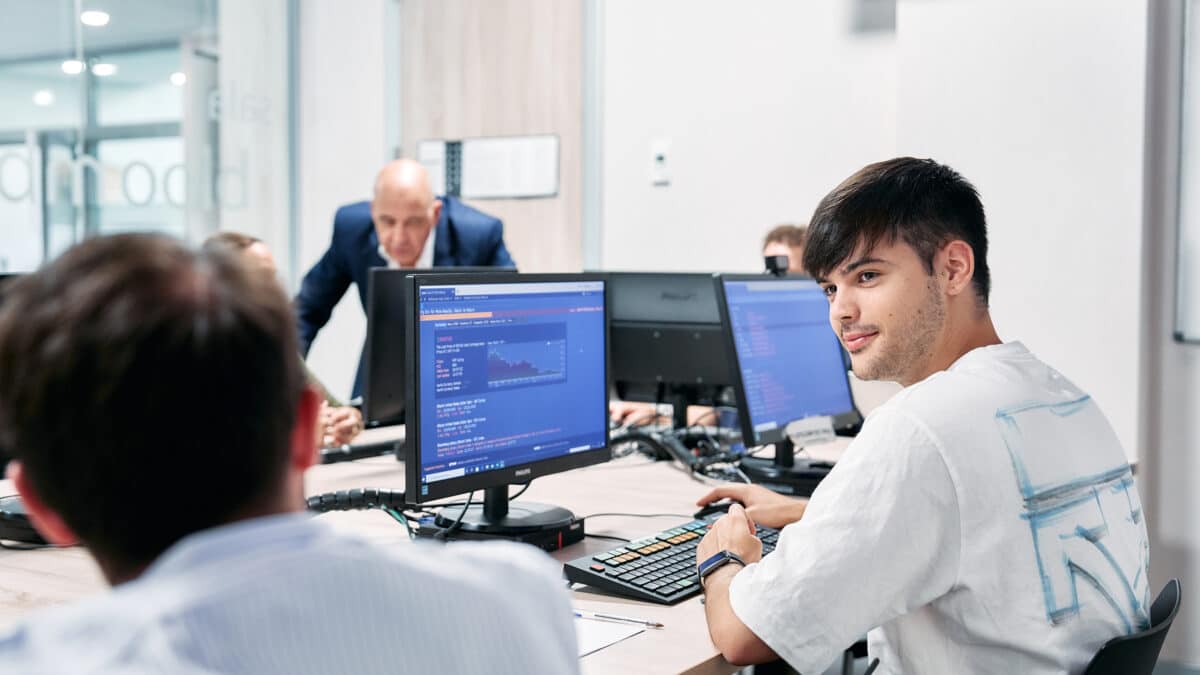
[[1082, 579, 1182, 675]]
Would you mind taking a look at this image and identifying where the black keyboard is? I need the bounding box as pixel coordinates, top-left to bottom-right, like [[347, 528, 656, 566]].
[[564, 513, 779, 604]]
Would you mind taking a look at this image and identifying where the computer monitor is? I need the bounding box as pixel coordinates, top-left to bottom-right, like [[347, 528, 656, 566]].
[[607, 272, 734, 429], [404, 272, 610, 538], [714, 274, 863, 495], [363, 266, 517, 427]]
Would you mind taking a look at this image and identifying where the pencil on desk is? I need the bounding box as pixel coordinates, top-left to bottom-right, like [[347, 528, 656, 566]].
[[574, 609, 665, 629]]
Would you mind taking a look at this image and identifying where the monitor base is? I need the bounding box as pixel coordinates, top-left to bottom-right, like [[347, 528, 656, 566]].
[[420, 502, 585, 552], [738, 456, 833, 498]]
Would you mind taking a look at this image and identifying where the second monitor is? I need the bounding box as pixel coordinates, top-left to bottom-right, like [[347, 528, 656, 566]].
[[607, 272, 734, 429], [715, 274, 863, 496]]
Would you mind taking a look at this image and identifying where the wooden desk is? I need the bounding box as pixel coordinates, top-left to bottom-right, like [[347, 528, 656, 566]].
[[0, 378, 900, 674]]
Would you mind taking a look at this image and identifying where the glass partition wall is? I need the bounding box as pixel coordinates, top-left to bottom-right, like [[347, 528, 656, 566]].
[[0, 0, 293, 278]]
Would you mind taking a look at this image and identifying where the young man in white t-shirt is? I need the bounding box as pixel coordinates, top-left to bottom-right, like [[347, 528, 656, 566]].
[[695, 157, 1150, 674]]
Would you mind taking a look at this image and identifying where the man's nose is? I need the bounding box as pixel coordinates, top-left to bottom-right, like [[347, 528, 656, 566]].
[[831, 287, 858, 326]]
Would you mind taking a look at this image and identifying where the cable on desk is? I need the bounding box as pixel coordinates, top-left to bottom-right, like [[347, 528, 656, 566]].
[[433, 490, 475, 540], [382, 507, 418, 540], [507, 481, 531, 501], [305, 488, 407, 513], [585, 533, 630, 543]]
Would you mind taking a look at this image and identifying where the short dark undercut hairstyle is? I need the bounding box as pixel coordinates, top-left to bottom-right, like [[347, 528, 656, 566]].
[[0, 234, 306, 573], [802, 157, 991, 304]]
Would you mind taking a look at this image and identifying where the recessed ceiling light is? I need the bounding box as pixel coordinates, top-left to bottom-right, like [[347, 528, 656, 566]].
[[32, 90, 55, 106], [61, 59, 85, 75], [170, 71, 186, 86], [80, 10, 110, 27], [91, 63, 117, 77]]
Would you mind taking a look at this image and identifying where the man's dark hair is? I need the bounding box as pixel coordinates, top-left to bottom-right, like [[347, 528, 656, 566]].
[[0, 234, 306, 573], [802, 157, 990, 304], [762, 224, 807, 249]]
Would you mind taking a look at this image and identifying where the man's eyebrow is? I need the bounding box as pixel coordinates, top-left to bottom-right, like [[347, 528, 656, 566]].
[[839, 257, 890, 275]]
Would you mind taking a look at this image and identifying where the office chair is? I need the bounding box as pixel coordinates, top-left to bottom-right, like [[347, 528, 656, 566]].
[[1082, 578, 1181, 675]]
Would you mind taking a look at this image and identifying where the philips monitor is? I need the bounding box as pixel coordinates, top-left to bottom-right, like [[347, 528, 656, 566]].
[[606, 272, 734, 429], [363, 266, 517, 427], [714, 274, 863, 495], [404, 273, 610, 537]]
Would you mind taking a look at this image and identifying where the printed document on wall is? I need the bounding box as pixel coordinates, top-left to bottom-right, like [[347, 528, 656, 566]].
[[461, 135, 558, 199]]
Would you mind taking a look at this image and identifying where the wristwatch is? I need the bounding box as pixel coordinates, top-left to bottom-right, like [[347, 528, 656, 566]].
[[697, 550, 746, 589]]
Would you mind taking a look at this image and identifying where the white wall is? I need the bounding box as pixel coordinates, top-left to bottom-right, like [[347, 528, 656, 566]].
[[295, 0, 394, 400], [895, 0, 1146, 461], [600, 0, 896, 272]]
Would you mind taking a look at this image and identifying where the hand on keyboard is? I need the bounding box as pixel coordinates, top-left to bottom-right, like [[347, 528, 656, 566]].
[[696, 503, 763, 568], [563, 513, 780, 604], [695, 484, 807, 529]]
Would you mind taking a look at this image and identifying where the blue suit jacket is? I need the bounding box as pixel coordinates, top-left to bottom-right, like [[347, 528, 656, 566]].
[[296, 196, 515, 398]]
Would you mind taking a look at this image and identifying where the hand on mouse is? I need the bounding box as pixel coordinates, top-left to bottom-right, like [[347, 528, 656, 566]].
[[695, 484, 808, 529]]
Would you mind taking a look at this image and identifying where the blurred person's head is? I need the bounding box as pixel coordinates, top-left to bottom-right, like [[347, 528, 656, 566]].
[[202, 231, 277, 275], [0, 234, 319, 584], [803, 157, 992, 386], [371, 159, 442, 267], [762, 224, 807, 274]]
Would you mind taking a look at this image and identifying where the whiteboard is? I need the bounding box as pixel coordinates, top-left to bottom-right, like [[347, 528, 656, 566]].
[[461, 135, 559, 199]]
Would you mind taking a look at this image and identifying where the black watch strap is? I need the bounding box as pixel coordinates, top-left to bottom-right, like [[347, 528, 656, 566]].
[[697, 550, 746, 589]]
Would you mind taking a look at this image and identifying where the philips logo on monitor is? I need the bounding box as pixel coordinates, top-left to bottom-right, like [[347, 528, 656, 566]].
[[659, 291, 695, 302], [515, 468, 532, 477]]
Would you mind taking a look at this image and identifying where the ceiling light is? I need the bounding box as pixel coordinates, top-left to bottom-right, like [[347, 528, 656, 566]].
[[32, 90, 55, 106], [80, 10, 110, 27], [170, 71, 186, 86], [61, 59, 85, 75], [91, 63, 117, 77]]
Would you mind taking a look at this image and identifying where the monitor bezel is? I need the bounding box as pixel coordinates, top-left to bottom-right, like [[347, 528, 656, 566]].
[[363, 266, 517, 427], [713, 273, 863, 447], [404, 272, 611, 504]]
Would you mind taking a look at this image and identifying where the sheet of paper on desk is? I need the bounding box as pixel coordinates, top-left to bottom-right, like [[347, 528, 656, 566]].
[[574, 617, 643, 657]]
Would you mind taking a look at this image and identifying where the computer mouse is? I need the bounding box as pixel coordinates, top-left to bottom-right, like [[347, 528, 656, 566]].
[[693, 499, 740, 519]]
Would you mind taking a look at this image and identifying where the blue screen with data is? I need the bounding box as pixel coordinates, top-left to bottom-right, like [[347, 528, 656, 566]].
[[415, 280, 607, 491], [723, 279, 854, 443]]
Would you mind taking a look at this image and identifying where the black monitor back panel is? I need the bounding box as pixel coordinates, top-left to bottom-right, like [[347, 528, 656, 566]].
[[363, 266, 516, 427], [607, 272, 732, 400]]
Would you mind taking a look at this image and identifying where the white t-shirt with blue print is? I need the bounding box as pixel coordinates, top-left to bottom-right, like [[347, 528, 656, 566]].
[[728, 341, 1150, 675]]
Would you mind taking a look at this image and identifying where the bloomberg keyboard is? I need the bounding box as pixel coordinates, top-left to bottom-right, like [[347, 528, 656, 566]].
[[563, 513, 779, 604]]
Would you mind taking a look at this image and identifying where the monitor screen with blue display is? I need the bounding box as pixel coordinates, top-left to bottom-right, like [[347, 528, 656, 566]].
[[405, 273, 610, 511], [718, 276, 858, 446]]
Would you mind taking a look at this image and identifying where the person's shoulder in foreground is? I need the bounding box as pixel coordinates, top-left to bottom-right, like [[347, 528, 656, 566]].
[[0, 233, 576, 675], [0, 515, 577, 675]]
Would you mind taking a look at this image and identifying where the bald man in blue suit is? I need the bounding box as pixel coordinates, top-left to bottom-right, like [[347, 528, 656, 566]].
[[296, 159, 515, 399]]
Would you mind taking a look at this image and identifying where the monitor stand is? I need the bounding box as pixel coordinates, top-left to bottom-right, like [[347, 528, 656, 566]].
[[427, 486, 585, 551], [738, 438, 833, 498], [668, 393, 690, 431]]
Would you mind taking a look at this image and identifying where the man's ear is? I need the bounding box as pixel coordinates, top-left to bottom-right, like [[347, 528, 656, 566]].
[[939, 240, 976, 297], [290, 386, 322, 473], [431, 199, 443, 224], [8, 461, 78, 547]]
